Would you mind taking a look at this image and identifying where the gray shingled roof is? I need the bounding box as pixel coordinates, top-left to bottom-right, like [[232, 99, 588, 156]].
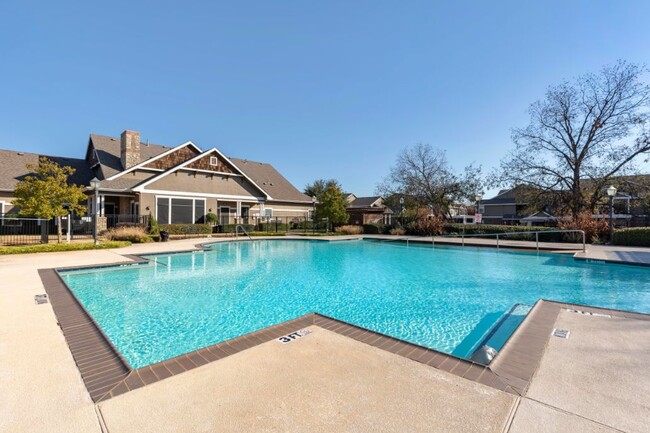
[[349, 196, 382, 207], [229, 158, 312, 202], [90, 134, 170, 179], [0, 134, 310, 202], [0, 149, 94, 191]]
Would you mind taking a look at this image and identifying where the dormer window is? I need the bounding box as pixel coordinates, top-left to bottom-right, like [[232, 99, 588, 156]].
[[209, 156, 218, 166]]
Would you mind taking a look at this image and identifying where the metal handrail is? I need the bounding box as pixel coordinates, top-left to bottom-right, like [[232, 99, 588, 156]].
[[235, 224, 253, 241], [432, 229, 586, 253]]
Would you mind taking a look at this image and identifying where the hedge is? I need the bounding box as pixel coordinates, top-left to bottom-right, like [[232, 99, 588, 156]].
[[218, 224, 255, 233], [612, 228, 650, 247], [443, 224, 569, 242], [362, 224, 383, 234], [159, 224, 213, 235]]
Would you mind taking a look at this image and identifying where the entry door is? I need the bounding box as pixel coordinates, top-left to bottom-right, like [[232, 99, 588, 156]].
[[220, 207, 230, 225], [241, 206, 250, 224]]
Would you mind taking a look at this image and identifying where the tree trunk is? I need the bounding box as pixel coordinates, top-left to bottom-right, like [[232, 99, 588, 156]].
[[56, 216, 63, 244]]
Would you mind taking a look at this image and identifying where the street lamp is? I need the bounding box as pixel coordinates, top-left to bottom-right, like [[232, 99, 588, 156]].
[[90, 177, 101, 245], [475, 194, 482, 224], [607, 185, 617, 244], [311, 196, 317, 234], [399, 197, 405, 227]]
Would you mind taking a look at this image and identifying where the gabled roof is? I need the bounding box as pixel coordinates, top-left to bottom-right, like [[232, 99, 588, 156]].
[[348, 196, 382, 208], [0, 149, 94, 191], [88, 134, 171, 179], [229, 158, 312, 202], [133, 149, 271, 199]]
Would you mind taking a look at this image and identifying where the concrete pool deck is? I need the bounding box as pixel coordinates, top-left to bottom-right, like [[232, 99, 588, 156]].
[[1, 236, 649, 432]]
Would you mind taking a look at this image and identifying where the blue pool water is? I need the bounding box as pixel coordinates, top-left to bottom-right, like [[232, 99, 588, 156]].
[[60, 240, 650, 368]]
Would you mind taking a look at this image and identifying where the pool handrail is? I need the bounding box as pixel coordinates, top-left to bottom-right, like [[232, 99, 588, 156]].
[[432, 229, 586, 253], [235, 224, 253, 241]]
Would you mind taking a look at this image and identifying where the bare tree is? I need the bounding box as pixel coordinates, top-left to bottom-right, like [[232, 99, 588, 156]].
[[492, 61, 650, 217], [376, 143, 482, 218]]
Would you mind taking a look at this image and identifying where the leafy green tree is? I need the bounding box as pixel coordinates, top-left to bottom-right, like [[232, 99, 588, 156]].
[[12, 157, 87, 243], [304, 179, 349, 226]]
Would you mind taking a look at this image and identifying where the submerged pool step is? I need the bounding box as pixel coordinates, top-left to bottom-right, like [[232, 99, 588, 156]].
[[452, 303, 532, 360]]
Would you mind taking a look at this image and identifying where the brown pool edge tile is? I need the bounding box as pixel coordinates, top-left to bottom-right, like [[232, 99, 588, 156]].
[[41, 258, 650, 404]]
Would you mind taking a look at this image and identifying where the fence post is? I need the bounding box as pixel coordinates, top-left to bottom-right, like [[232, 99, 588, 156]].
[[535, 232, 539, 252], [40, 219, 49, 244], [496, 233, 499, 250], [462, 233, 464, 247]]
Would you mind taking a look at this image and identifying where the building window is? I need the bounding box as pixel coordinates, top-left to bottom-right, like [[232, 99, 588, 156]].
[[209, 156, 218, 166], [156, 196, 206, 224], [264, 208, 273, 218]]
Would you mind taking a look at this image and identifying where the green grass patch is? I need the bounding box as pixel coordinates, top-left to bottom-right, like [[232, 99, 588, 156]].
[[0, 241, 131, 255]]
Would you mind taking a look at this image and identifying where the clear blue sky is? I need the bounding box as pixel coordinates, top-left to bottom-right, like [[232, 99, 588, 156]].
[[2, 1, 650, 197]]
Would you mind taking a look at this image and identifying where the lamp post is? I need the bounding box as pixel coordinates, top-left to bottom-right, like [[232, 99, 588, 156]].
[[90, 177, 100, 246], [607, 185, 617, 244], [475, 194, 482, 224], [399, 197, 405, 227], [311, 196, 317, 234]]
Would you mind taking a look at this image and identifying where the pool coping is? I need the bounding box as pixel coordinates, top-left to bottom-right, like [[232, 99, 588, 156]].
[[38, 241, 650, 403]]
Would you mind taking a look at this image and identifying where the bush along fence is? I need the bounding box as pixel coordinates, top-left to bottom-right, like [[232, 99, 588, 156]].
[[612, 228, 650, 247], [214, 217, 330, 235]]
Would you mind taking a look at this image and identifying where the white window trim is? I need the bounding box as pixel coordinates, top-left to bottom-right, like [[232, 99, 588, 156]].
[[209, 156, 218, 166], [264, 207, 273, 218], [156, 195, 206, 224]]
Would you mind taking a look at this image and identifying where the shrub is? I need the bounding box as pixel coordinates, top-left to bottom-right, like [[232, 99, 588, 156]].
[[205, 213, 218, 225], [443, 223, 565, 242], [147, 212, 159, 235], [219, 224, 255, 233], [335, 225, 363, 235], [255, 222, 289, 232], [104, 226, 152, 243], [558, 212, 609, 243], [612, 228, 650, 246], [390, 227, 406, 235], [160, 224, 213, 235], [406, 216, 445, 236], [362, 224, 383, 234]]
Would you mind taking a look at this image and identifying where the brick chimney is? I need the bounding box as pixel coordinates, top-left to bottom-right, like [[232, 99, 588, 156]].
[[120, 130, 141, 169]]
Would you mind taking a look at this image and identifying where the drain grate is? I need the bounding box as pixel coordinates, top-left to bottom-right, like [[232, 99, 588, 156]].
[[552, 328, 570, 339], [566, 308, 610, 318], [34, 294, 49, 305]]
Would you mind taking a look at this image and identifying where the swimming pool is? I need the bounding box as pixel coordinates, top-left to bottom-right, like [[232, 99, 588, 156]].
[[60, 239, 650, 369]]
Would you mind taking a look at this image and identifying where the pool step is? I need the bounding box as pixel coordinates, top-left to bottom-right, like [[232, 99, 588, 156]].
[[470, 303, 532, 359]]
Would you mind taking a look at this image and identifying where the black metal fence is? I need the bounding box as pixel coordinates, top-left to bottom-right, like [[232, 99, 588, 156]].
[[215, 216, 331, 234], [0, 214, 94, 246], [105, 214, 149, 229]]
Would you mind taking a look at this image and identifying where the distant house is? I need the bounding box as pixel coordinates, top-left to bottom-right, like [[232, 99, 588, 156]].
[[0, 130, 313, 226], [479, 188, 529, 225], [481, 180, 649, 227], [345, 194, 393, 225]]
